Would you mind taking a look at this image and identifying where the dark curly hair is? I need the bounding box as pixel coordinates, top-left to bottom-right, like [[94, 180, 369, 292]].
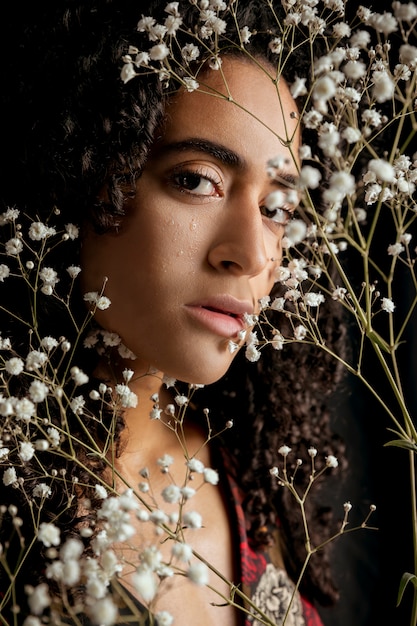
[[0, 0, 346, 622]]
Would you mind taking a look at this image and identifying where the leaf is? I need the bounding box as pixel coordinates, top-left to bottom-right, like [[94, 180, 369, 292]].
[[397, 572, 417, 606], [384, 440, 417, 453]]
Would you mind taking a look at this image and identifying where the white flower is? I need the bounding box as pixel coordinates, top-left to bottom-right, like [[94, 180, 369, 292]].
[[149, 43, 170, 61], [298, 144, 312, 160], [208, 16, 226, 35], [19, 441, 35, 462], [39, 267, 59, 287], [323, 170, 356, 204], [3, 467, 17, 486], [121, 62, 136, 84], [137, 15, 156, 32], [368, 159, 395, 183], [299, 165, 322, 189], [308, 447, 318, 458], [0, 448, 10, 460], [28, 222, 56, 241], [285, 219, 307, 245], [240, 25, 252, 44], [47, 427, 61, 447], [381, 297, 395, 313], [271, 332, 284, 350], [84, 291, 111, 310], [183, 511, 203, 529], [332, 287, 347, 300], [0, 264, 10, 281], [175, 394, 188, 406], [88, 596, 118, 626], [40, 336, 58, 351], [393, 2, 417, 21], [156, 611, 174, 626], [165, 15, 182, 35], [303, 109, 323, 129], [27, 583, 51, 615], [161, 484, 182, 504], [38, 522, 61, 547], [344, 501, 353, 513], [365, 183, 382, 204], [26, 350, 48, 371], [245, 344, 261, 362], [388, 242, 404, 256], [342, 126, 362, 144], [333, 22, 351, 37], [70, 366, 89, 386], [268, 37, 282, 54], [115, 384, 138, 408], [157, 454, 174, 468], [187, 562, 209, 585], [133, 567, 159, 602], [278, 445, 291, 457], [350, 29, 371, 48], [65, 223, 79, 239], [33, 483, 52, 498], [180, 486, 196, 500], [372, 70, 395, 103], [95, 484, 108, 499], [29, 380, 49, 403], [5, 357, 24, 376], [23, 617, 42, 626], [290, 77, 307, 98], [96, 296, 111, 310], [325, 455, 339, 468], [203, 467, 219, 485], [369, 12, 398, 36], [67, 265, 82, 279], [5, 237, 23, 255], [271, 297, 285, 311], [294, 325, 307, 340], [172, 542, 193, 562], [70, 395, 85, 415], [228, 340, 239, 354], [187, 458, 205, 473], [304, 292, 325, 307], [400, 233, 412, 245], [148, 23, 168, 41], [313, 75, 337, 102], [318, 124, 341, 157], [343, 60, 367, 80], [181, 43, 200, 63], [35, 439, 49, 451]]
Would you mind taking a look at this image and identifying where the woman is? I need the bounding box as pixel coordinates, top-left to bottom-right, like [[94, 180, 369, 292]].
[[0, 1, 344, 624]]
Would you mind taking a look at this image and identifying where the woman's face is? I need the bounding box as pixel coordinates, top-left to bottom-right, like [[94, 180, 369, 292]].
[[81, 58, 300, 384]]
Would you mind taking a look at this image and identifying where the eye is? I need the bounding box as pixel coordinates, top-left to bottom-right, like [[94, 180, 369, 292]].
[[260, 189, 296, 225], [260, 205, 292, 224], [170, 168, 221, 197]]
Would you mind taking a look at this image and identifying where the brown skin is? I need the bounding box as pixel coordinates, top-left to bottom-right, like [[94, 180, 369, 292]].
[[81, 58, 300, 624]]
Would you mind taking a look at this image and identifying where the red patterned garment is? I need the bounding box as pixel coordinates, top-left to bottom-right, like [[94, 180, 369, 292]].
[[223, 464, 324, 626]]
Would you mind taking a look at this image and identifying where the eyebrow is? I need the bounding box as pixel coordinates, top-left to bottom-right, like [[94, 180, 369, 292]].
[[154, 137, 298, 188]]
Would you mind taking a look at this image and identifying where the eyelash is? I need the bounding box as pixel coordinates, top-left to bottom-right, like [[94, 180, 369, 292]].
[[259, 205, 293, 225], [169, 167, 295, 225], [169, 167, 222, 197]]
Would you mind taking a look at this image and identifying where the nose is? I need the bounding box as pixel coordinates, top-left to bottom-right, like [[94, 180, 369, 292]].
[[207, 191, 270, 277]]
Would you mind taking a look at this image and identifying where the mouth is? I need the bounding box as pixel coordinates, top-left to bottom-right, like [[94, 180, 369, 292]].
[[202, 305, 243, 319], [185, 296, 254, 339]]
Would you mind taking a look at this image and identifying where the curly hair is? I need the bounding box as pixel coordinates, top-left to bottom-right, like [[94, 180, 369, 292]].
[[0, 0, 346, 620]]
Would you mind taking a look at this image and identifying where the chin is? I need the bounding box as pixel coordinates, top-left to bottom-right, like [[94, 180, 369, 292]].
[[167, 355, 237, 388]]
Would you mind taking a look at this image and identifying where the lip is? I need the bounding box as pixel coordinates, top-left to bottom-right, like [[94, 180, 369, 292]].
[[185, 295, 254, 338]]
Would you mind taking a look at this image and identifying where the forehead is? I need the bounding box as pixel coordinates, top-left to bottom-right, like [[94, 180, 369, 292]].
[[160, 58, 300, 171]]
